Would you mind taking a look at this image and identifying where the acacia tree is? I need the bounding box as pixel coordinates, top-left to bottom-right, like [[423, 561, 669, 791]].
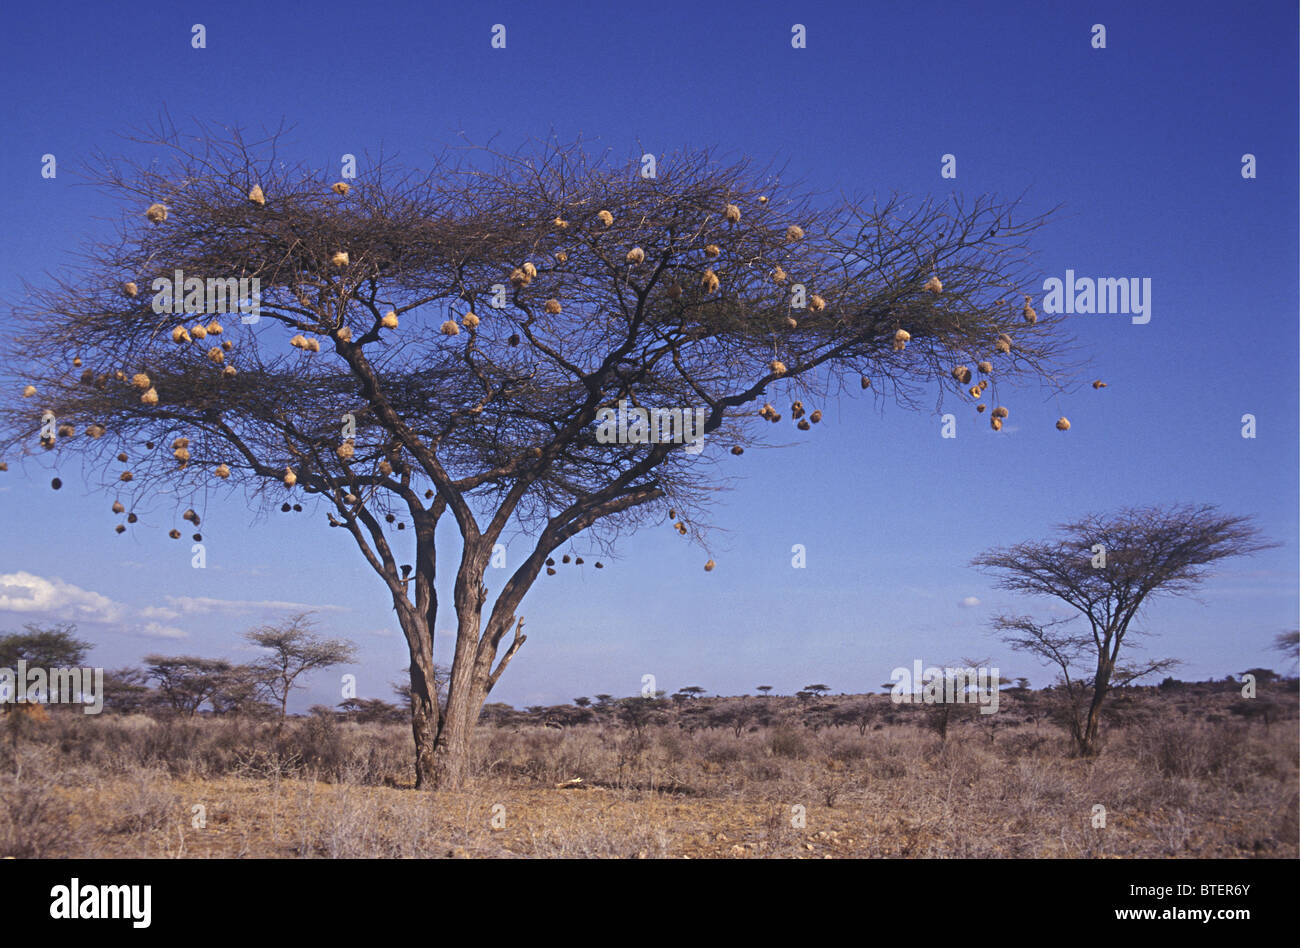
[[243, 612, 357, 718], [0, 123, 1073, 787], [973, 503, 1274, 756]]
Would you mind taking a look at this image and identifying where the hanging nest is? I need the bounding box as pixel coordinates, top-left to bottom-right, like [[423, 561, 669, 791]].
[[40, 433, 54, 450], [809, 409, 822, 423], [116, 452, 128, 462], [771, 266, 787, 284], [120, 471, 133, 482], [992, 406, 1008, 419], [141, 387, 159, 406], [208, 347, 225, 363], [283, 467, 297, 487], [522, 262, 538, 281], [1056, 417, 1071, 431], [50, 477, 62, 490], [508, 334, 521, 346], [332, 181, 351, 196], [215, 463, 230, 479], [337, 441, 355, 461], [248, 185, 265, 205], [701, 269, 720, 294], [553, 217, 569, 230], [331, 252, 350, 268], [206, 321, 223, 335], [995, 333, 1012, 354], [546, 567, 556, 576], [784, 317, 798, 329], [977, 361, 993, 375], [169, 529, 181, 539], [797, 419, 811, 431], [509, 268, 530, 287], [595, 562, 604, 569], [758, 196, 769, 204], [80, 369, 93, 384], [345, 493, 358, 504], [172, 326, 191, 344], [976, 404, 986, 413], [759, 403, 775, 420], [145, 203, 168, 224], [336, 326, 353, 342], [554, 251, 568, 263], [172, 445, 189, 463], [675, 522, 687, 535], [574, 556, 584, 565], [191, 324, 208, 340], [115, 524, 125, 534], [893, 329, 911, 351], [770, 360, 787, 376], [123, 282, 139, 298], [544, 299, 563, 315], [86, 424, 106, 439], [968, 385, 981, 399], [808, 294, 826, 313], [182, 509, 198, 524], [860, 376, 871, 389], [173, 437, 189, 449], [21, 384, 36, 397], [223, 365, 237, 378], [73, 357, 82, 367], [1023, 296, 1037, 324], [290, 334, 307, 349], [785, 225, 805, 242], [378, 460, 394, 476], [112, 501, 125, 514], [1092, 380, 1107, 389], [924, 275, 943, 294], [704, 559, 716, 572], [704, 244, 720, 258], [380, 311, 398, 329], [951, 365, 972, 384], [440, 320, 460, 336], [731, 445, 744, 455], [597, 210, 614, 227], [990, 417, 1003, 431], [625, 247, 645, 265], [667, 284, 683, 300], [222, 340, 233, 351], [791, 400, 805, 418], [462, 312, 479, 329], [724, 203, 741, 223]]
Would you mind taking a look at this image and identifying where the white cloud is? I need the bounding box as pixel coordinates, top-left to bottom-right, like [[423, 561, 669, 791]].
[[958, 596, 981, 608], [138, 605, 181, 621], [0, 572, 126, 622], [164, 596, 347, 615], [136, 621, 187, 639]]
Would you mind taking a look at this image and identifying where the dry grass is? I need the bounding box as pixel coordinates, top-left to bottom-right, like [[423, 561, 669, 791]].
[[0, 694, 1294, 858]]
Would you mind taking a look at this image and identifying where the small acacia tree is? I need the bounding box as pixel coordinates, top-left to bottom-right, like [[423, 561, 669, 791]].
[[973, 503, 1274, 756], [1, 123, 1074, 787], [243, 612, 357, 718]]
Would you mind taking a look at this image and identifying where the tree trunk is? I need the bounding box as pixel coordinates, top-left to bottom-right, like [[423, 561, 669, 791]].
[[1080, 661, 1114, 756]]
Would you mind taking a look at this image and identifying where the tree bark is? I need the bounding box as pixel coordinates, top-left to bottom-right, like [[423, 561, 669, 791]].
[[1080, 660, 1114, 756]]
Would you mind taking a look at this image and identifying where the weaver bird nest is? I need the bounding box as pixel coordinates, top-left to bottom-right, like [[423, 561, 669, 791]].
[[923, 275, 943, 294], [331, 181, 351, 196], [248, 185, 265, 205], [145, 203, 168, 224], [723, 203, 741, 223]]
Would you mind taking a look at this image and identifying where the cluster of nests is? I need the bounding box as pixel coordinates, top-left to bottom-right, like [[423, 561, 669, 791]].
[[99, 489, 203, 539], [544, 552, 604, 576], [754, 400, 823, 436], [165, 320, 237, 379], [658, 507, 717, 573]]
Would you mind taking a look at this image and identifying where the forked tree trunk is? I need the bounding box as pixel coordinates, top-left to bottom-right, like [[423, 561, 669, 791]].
[[1079, 660, 1114, 756]]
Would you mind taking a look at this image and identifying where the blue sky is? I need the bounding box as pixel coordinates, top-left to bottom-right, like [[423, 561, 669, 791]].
[[1, 0, 1296, 710]]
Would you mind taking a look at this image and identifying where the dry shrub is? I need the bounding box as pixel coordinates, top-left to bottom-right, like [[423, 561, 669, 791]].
[[767, 726, 808, 759]]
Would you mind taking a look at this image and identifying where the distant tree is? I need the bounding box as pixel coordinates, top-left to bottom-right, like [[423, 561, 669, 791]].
[[756, 685, 773, 696], [677, 686, 706, 700], [243, 613, 357, 718], [804, 684, 831, 699], [573, 696, 591, 708], [975, 503, 1273, 756], [1273, 630, 1299, 670], [594, 694, 614, 706], [143, 655, 234, 716], [210, 664, 277, 716], [1240, 667, 1280, 685], [102, 666, 154, 714], [0, 623, 92, 669], [617, 695, 667, 738]]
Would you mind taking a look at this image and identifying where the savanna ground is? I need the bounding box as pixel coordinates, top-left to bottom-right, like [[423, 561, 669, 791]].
[[2, 684, 1295, 859]]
